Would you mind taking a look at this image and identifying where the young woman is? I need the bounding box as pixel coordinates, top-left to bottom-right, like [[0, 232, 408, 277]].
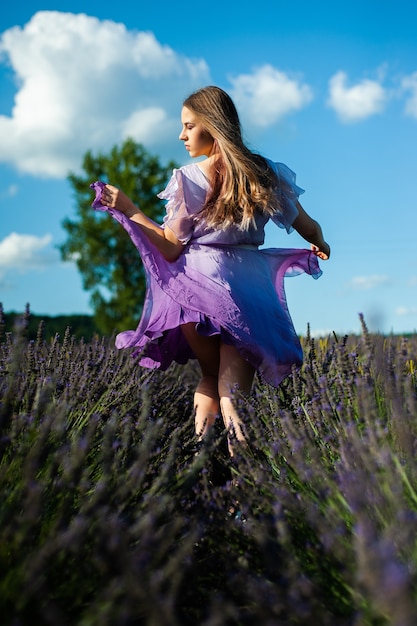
[[91, 85, 330, 454]]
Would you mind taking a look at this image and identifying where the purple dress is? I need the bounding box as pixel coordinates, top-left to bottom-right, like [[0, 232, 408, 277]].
[[90, 160, 322, 387]]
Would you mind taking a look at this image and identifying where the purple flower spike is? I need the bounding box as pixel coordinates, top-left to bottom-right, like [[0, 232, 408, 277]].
[[90, 181, 108, 211]]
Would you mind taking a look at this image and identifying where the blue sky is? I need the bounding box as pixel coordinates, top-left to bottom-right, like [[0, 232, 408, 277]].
[[1, 1, 416, 336]]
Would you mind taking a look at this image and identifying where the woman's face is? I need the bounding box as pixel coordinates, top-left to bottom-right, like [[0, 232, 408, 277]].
[[179, 106, 215, 158]]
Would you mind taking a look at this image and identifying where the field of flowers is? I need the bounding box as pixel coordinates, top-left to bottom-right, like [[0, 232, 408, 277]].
[[1, 306, 417, 626]]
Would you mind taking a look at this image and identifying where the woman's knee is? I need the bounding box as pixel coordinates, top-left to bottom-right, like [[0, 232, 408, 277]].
[[218, 343, 255, 396], [196, 374, 219, 398]]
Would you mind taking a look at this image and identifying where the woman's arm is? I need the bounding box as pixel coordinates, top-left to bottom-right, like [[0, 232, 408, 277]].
[[102, 184, 184, 262], [292, 201, 330, 260]]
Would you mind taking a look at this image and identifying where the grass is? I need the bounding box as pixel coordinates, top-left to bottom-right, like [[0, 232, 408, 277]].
[[1, 308, 417, 625]]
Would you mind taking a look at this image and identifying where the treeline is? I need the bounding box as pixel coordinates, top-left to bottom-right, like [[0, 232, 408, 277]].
[[2, 310, 101, 341]]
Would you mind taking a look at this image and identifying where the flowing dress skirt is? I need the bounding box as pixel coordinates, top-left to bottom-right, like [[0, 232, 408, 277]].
[[91, 184, 322, 387]]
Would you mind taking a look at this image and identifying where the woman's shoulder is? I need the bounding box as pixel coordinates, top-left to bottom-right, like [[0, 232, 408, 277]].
[[179, 162, 210, 182], [174, 163, 210, 193]]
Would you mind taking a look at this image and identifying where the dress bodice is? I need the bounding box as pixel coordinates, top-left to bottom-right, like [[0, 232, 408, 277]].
[[158, 161, 304, 247]]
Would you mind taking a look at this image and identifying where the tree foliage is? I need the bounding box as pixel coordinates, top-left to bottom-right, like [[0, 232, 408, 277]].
[[60, 139, 177, 335], [3, 310, 99, 342]]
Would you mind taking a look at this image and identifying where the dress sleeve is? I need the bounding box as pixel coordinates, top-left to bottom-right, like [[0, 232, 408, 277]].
[[158, 169, 195, 244], [269, 161, 304, 233]]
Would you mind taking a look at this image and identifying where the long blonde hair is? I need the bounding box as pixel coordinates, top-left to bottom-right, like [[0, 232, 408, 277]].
[[183, 86, 280, 230]]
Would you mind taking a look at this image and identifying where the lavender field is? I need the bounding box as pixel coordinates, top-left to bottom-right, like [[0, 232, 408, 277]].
[[1, 308, 417, 625]]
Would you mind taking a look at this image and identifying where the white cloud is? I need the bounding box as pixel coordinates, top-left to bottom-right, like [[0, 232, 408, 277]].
[[229, 65, 313, 128], [327, 71, 386, 123], [0, 11, 210, 178], [0, 232, 56, 275], [402, 72, 417, 119], [396, 306, 417, 317], [0, 184, 18, 199], [310, 328, 334, 338], [121, 107, 178, 146], [349, 275, 390, 290]]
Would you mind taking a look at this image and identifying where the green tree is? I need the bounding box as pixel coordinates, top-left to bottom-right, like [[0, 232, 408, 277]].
[[60, 139, 177, 335]]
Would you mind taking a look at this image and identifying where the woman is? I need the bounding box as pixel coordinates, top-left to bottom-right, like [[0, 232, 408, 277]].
[[91, 85, 330, 454]]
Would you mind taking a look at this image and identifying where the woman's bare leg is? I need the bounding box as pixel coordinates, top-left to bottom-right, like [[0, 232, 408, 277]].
[[181, 324, 255, 455], [193, 375, 219, 439], [181, 323, 221, 439], [218, 343, 255, 455]]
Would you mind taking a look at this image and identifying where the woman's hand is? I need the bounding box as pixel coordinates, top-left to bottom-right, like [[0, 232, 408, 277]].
[[100, 182, 183, 261], [102, 184, 139, 218], [292, 203, 330, 261], [311, 243, 330, 260]]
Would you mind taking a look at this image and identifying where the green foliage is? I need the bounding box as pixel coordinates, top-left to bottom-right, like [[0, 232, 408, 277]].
[[3, 310, 99, 341], [1, 314, 417, 625], [60, 138, 177, 335]]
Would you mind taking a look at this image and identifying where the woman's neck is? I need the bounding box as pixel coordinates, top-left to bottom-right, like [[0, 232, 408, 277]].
[[196, 155, 219, 182]]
